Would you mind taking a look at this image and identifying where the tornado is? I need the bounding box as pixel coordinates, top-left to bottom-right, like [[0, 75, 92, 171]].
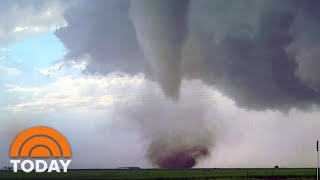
[[129, 0, 190, 98], [129, 0, 215, 168]]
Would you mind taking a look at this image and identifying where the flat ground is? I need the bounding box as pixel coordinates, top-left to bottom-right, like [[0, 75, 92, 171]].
[[0, 168, 317, 179]]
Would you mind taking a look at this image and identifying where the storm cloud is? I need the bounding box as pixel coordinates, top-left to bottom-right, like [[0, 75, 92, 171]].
[[53, 0, 320, 168], [56, 0, 320, 110], [3, 0, 320, 170], [55, 0, 145, 75]]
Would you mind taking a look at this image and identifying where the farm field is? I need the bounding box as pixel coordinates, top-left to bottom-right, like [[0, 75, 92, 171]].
[[0, 168, 317, 179]]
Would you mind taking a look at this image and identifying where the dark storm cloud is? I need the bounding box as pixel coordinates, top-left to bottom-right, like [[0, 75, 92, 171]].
[[184, 0, 320, 110], [193, 0, 320, 110], [56, 0, 320, 110], [55, 0, 147, 75]]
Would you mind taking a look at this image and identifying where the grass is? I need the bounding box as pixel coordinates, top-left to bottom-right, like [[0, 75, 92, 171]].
[[0, 168, 317, 179]]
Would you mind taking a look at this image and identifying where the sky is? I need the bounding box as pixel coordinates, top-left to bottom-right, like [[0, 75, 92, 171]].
[[1, 0, 320, 169]]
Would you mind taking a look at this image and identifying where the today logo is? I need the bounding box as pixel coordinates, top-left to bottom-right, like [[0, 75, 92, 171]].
[[9, 126, 72, 173]]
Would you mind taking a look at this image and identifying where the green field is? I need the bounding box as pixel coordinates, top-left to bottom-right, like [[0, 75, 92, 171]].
[[0, 168, 317, 179]]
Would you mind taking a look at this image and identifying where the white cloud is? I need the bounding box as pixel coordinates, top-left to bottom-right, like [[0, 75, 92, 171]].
[[70, 61, 88, 71], [35, 60, 89, 76], [35, 62, 64, 76], [14, 26, 29, 32], [0, 0, 69, 47], [0, 56, 5, 61], [14, 25, 64, 33], [4, 73, 148, 112], [5, 84, 43, 94], [0, 65, 21, 76]]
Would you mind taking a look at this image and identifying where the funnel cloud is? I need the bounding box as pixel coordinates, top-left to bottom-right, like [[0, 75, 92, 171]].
[[129, 0, 189, 98]]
